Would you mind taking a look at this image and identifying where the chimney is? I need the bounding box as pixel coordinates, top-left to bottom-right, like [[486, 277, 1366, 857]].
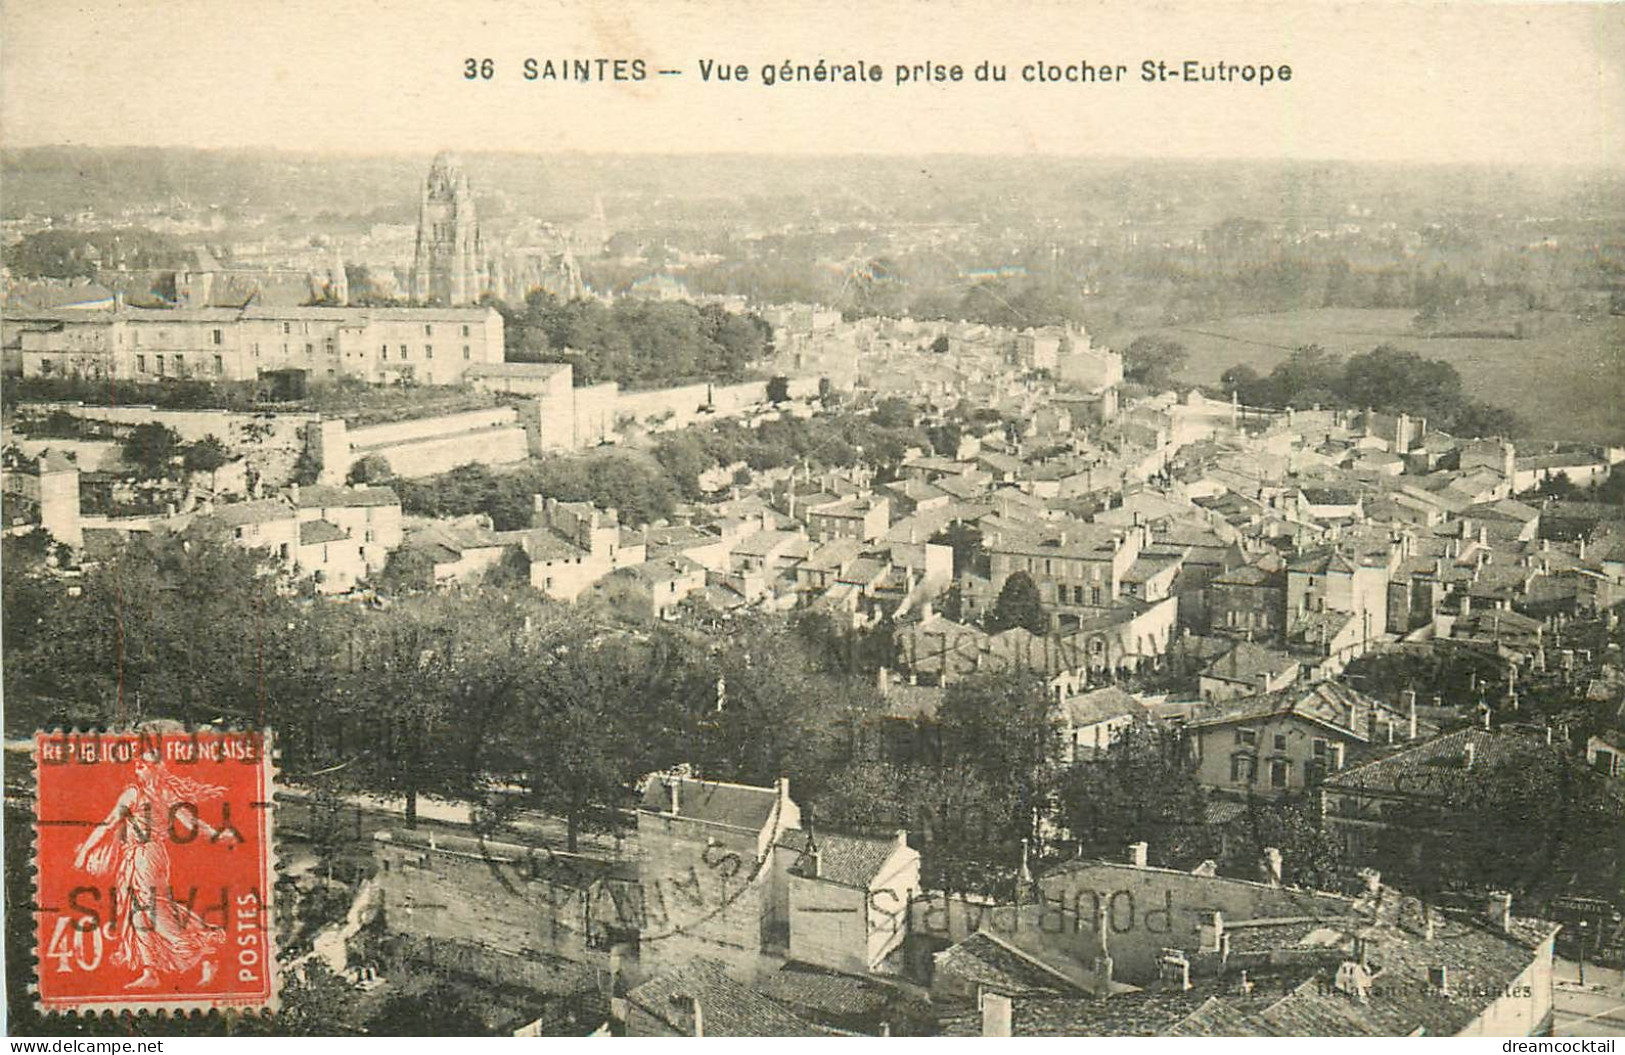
[[807, 847, 820, 878], [668, 778, 681, 815], [1486, 891, 1513, 933], [1579, 537, 1587, 560], [1407, 693, 1419, 739], [1262, 847, 1283, 886], [689, 996, 704, 1038], [1459, 593, 1472, 620], [980, 989, 1012, 1037], [876, 667, 891, 695], [1128, 841, 1149, 868], [1159, 949, 1192, 991], [1335, 960, 1373, 1002], [1463, 742, 1477, 769], [1199, 911, 1225, 954]]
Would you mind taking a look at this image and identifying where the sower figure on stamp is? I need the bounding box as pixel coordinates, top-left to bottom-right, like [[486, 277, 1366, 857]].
[[72, 749, 238, 989]]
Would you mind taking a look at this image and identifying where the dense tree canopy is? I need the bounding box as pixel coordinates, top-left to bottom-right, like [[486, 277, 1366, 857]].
[[1056, 722, 1216, 866], [1221, 343, 1524, 436], [1121, 336, 1189, 391], [394, 452, 679, 530], [500, 291, 773, 388]]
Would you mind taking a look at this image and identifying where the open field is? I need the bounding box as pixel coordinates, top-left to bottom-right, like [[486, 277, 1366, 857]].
[[1109, 308, 1625, 445]]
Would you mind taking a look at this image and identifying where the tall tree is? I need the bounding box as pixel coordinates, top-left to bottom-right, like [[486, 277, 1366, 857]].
[[122, 422, 182, 479], [990, 570, 1047, 634], [1056, 722, 1217, 866]]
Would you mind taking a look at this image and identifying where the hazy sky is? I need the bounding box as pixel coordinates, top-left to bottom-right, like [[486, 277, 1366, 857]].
[[2, 0, 1621, 164]]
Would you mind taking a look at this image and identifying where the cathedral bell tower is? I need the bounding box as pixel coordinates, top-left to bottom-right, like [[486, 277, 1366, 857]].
[[410, 152, 484, 306]]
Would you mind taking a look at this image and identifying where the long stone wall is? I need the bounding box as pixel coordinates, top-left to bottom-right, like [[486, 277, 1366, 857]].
[[346, 406, 519, 449], [17, 369, 835, 487], [353, 426, 531, 478]]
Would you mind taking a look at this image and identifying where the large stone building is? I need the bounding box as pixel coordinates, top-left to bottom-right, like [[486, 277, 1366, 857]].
[[410, 152, 485, 306], [14, 303, 504, 388]]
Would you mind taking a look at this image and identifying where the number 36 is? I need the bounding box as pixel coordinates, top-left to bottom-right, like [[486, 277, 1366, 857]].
[[465, 58, 494, 80]]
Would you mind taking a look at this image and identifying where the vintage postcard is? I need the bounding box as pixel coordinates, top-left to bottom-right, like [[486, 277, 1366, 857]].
[[2, 0, 1622, 1042]]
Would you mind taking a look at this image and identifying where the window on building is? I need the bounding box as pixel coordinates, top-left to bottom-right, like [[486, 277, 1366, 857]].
[[305, 343, 314, 356], [283, 323, 291, 335], [155, 355, 165, 376], [1270, 759, 1290, 788], [1090, 586, 1102, 606], [136, 354, 146, 373], [252, 343, 260, 357], [212, 329, 223, 345], [1236, 728, 1258, 746], [173, 354, 184, 373], [1273, 734, 1287, 752], [1231, 755, 1256, 783], [400, 345, 408, 360], [1312, 738, 1328, 758], [424, 324, 433, 337], [213, 355, 223, 375], [133, 331, 141, 347], [325, 338, 336, 355], [380, 344, 388, 359], [462, 324, 471, 337], [425, 344, 433, 359], [463, 345, 471, 359]]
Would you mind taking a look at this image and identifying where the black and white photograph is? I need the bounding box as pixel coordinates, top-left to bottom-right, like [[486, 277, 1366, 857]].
[[2, 0, 1623, 1041]]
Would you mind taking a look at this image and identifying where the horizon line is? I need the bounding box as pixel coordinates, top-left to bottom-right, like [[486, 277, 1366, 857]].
[[1, 142, 1618, 173]]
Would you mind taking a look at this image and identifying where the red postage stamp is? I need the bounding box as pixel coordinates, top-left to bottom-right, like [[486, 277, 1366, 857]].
[[32, 729, 276, 1014]]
